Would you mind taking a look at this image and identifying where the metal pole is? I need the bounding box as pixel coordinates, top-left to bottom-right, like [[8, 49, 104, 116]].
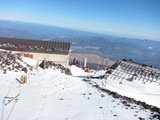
[[102, 58, 104, 69], [105, 57, 108, 70], [84, 58, 87, 67]]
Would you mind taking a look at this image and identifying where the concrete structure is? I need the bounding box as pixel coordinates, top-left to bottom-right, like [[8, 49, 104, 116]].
[[0, 37, 71, 67]]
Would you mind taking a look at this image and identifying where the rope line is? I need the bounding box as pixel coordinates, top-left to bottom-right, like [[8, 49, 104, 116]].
[[5, 94, 20, 106], [1, 99, 5, 120], [1, 78, 21, 120], [7, 99, 17, 120]]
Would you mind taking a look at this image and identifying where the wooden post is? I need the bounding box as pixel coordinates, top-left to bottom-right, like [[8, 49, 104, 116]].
[[21, 75, 25, 84], [24, 76, 27, 84], [20, 75, 27, 84], [44, 58, 46, 70]]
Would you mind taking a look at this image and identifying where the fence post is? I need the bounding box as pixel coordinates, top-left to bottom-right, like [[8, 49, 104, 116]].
[[102, 58, 104, 69], [24, 76, 27, 84], [21, 75, 24, 84], [84, 58, 87, 67], [105, 57, 108, 70], [44, 58, 46, 70]]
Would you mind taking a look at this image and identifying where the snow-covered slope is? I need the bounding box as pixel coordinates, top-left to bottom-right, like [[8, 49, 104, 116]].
[[87, 60, 160, 109], [0, 56, 160, 120]]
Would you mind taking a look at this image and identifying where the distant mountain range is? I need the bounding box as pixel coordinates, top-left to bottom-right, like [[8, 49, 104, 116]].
[[0, 20, 97, 39], [0, 20, 160, 68]]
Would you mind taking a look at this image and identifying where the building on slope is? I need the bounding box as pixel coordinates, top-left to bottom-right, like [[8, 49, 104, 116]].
[[0, 37, 71, 67], [105, 59, 160, 84]]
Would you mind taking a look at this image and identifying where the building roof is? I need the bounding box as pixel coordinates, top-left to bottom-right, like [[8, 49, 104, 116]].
[[106, 59, 160, 84], [0, 37, 70, 55]]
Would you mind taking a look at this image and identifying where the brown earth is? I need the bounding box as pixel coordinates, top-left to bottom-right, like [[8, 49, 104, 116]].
[[69, 53, 115, 66]]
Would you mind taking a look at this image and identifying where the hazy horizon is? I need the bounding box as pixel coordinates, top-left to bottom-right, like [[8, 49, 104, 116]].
[[0, 0, 160, 41], [1, 19, 160, 42]]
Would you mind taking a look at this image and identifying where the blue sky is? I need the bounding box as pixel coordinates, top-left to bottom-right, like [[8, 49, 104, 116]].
[[0, 0, 160, 40]]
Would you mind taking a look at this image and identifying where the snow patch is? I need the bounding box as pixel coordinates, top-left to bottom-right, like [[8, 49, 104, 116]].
[[69, 65, 87, 76]]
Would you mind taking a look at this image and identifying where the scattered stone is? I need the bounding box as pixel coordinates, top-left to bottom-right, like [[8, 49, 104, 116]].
[[3, 69, 7, 74], [151, 114, 160, 119], [39, 61, 72, 75], [83, 60, 160, 114], [0, 50, 33, 73], [111, 100, 115, 102], [138, 117, 145, 120], [101, 94, 105, 97]]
